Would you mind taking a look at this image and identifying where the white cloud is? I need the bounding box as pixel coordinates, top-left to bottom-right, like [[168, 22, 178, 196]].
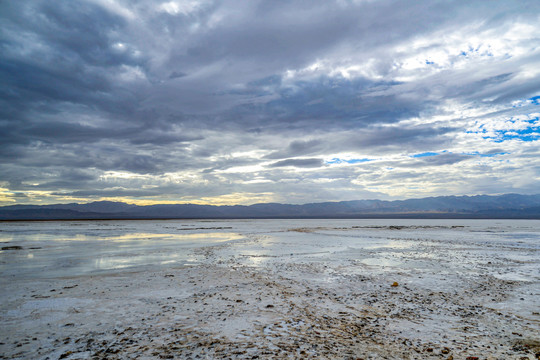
[[158, 1, 206, 16]]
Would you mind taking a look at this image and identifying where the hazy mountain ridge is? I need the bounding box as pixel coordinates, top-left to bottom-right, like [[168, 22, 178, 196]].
[[1, 194, 540, 220]]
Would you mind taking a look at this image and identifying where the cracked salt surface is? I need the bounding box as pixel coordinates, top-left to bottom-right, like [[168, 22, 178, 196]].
[[0, 219, 539, 359]]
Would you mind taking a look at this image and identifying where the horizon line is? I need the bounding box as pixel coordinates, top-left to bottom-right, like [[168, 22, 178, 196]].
[[1, 192, 538, 208]]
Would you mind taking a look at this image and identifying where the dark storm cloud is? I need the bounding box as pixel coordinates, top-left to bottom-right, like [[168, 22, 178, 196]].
[[263, 124, 456, 161], [0, 1, 137, 116], [416, 153, 471, 166], [265, 140, 325, 160], [0, 116, 202, 151], [340, 125, 456, 151], [1, 0, 539, 204], [222, 77, 423, 133], [268, 158, 325, 168], [51, 189, 161, 198]]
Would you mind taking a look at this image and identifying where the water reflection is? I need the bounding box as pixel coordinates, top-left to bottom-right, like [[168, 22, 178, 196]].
[[1, 232, 242, 243], [94, 253, 185, 270], [363, 240, 414, 250], [2, 219, 538, 281], [0, 231, 244, 278], [361, 258, 402, 267]]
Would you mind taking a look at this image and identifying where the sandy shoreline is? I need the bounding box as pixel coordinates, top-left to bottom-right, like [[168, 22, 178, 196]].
[[1, 220, 539, 359]]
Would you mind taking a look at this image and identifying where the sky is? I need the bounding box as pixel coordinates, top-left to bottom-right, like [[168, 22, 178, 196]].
[[1, 0, 540, 206]]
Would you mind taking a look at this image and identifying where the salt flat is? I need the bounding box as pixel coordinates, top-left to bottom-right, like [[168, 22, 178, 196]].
[[0, 219, 539, 359]]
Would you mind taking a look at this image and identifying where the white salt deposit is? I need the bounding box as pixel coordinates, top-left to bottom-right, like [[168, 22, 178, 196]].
[[0, 219, 539, 359]]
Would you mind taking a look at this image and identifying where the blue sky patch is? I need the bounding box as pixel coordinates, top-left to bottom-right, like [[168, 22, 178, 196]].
[[412, 150, 509, 158], [326, 158, 372, 164], [411, 151, 447, 158], [512, 95, 539, 107], [463, 151, 509, 157], [469, 115, 539, 142], [490, 126, 540, 142]]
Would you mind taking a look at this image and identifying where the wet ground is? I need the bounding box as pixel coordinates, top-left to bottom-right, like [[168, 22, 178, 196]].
[[1, 219, 539, 359]]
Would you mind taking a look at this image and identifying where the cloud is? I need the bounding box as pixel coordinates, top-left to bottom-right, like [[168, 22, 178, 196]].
[[268, 158, 325, 168], [265, 139, 324, 159], [1, 0, 540, 205]]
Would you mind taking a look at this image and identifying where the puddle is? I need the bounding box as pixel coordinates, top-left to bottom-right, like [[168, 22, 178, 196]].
[[361, 257, 403, 267], [0, 232, 244, 278]]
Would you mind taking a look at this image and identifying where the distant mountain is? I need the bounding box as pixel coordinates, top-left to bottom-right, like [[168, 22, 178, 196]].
[[1, 194, 540, 220]]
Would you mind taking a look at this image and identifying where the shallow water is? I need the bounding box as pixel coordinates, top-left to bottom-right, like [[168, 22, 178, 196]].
[[0, 220, 244, 278], [1, 219, 538, 281]]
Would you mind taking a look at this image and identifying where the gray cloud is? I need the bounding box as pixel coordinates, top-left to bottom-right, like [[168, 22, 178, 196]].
[[268, 158, 325, 168], [265, 139, 325, 160], [1, 0, 539, 204], [417, 154, 471, 166]]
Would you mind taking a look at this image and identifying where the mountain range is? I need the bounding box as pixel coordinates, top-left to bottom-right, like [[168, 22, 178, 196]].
[[1, 194, 540, 220]]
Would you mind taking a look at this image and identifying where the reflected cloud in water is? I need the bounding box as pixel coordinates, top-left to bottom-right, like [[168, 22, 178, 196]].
[[0, 229, 244, 278]]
